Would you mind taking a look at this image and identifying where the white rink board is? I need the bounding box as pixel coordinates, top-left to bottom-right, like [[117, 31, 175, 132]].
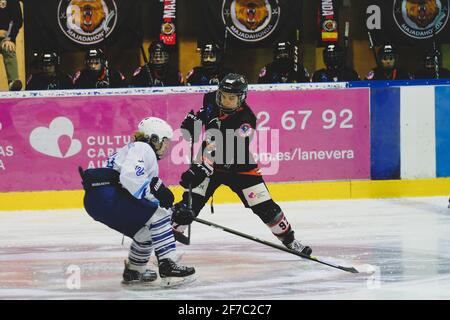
[[1, 197, 450, 300], [400, 86, 436, 179]]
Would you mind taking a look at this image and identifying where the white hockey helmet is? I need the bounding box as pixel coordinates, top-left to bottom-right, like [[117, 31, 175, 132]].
[[138, 117, 173, 143]]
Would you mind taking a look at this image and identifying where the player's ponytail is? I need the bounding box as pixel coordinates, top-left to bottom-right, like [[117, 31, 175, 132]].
[[133, 131, 150, 144]]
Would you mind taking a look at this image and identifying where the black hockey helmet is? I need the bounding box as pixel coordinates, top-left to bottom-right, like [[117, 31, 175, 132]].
[[377, 44, 398, 69], [200, 43, 222, 67], [323, 44, 344, 69], [41, 52, 60, 67], [85, 48, 106, 66], [273, 41, 292, 62], [378, 44, 398, 61], [149, 40, 170, 68], [216, 73, 248, 114], [424, 48, 442, 68]]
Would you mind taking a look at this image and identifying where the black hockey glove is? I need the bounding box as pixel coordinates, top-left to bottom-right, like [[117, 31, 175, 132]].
[[180, 110, 202, 142], [150, 177, 174, 209], [172, 202, 195, 225], [180, 162, 213, 189]]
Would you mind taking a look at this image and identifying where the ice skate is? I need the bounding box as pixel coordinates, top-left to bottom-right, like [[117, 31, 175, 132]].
[[122, 260, 157, 285], [158, 258, 196, 287], [284, 239, 312, 256]]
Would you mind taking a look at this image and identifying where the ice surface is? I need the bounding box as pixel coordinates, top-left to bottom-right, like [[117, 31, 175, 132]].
[[1, 197, 449, 299]]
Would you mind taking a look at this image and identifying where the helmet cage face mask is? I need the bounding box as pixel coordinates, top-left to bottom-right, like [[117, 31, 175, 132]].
[[150, 51, 170, 66], [41, 53, 59, 74], [200, 44, 221, 67], [201, 51, 218, 67], [378, 45, 397, 69], [87, 58, 103, 71], [323, 45, 343, 70], [85, 49, 105, 66], [274, 42, 292, 63], [42, 53, 59, 67]]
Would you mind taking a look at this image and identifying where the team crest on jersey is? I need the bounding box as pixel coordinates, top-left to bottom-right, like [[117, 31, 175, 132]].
[[238, 123, 253, 137], [222, 0, 280, 42], [393, 0, 449, 39], [58, 0, 118, 45], [0, 0, 7, 9]]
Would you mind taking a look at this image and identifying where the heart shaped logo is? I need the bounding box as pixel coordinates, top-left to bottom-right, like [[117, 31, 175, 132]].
[[29, 117, 82, 158]]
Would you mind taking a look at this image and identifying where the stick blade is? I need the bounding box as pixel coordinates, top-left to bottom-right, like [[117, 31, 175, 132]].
[[341, 266, 359, 274]]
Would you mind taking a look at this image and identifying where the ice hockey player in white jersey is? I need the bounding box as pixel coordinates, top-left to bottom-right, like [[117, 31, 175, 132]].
[[79, 117, 196, 287]]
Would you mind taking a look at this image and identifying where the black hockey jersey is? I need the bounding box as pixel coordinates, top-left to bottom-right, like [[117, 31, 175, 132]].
[[26, 72, 73, 90], [365, 67, 412, 80], [73, 67, 125, 89], [131, 64, 183, 87], [195, 91, 258, 173], [258, 62, 310, 84], [311, 67, 359, 82], [186, 66, 232, 86], [414, 67, 450, 79]]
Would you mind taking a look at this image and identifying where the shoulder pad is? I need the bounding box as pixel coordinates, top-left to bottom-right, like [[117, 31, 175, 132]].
[[73, 71, 81, 82], [259, 67, 267, 78], [186, 69, 195, 79], [26, 74, 33, 85], [366, 70, 375, 80], [133, 67, 142, 77]]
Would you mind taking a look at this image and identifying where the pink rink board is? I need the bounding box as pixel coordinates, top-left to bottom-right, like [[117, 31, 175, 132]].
[[0, 88, 370, 192]]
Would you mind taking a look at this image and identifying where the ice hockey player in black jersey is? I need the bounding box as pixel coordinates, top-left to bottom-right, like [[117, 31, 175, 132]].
[[73, 49, 126, 89], [312, 44, 359, 82], [26, 52, 73, 90], [258, 41, 310, 84], [185, 43, 232, 86], [131, 40, 183, 87], [365, 44, 412, 81], [172, 73, 312, 256], [414, 48, 450, 79]]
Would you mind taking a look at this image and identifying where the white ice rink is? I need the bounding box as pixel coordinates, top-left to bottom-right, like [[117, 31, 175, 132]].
[[1, 197, 450, 300]]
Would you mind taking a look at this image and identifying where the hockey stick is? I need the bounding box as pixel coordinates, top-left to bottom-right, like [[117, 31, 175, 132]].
[[367, 31, 380, 69], [186, 136, 193, 245], [193, 217, 359, 274], [343, 21, 350, 66]]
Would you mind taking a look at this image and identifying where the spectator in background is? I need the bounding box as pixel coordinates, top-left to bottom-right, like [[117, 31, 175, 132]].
[[365, 44, 412, 81], [258, 41, 310, 84], [311, 44, 359, 82], [0, 0, 23, 91], [414, 48, 450, 79], [185, 43, 232, 86], [131, 40, 183, 87], [26, 52, 73, 90], [73, 49, 125, 89]]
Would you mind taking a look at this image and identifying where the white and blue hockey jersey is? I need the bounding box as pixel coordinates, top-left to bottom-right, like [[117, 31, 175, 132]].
[[105, 141, 159, 203]]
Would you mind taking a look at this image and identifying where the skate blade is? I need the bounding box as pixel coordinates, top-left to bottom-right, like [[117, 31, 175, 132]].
[[121, 278, 158, 287], [159, 274, 197, 288]]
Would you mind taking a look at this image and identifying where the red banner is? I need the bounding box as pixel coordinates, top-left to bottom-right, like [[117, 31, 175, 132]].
[[159, 0, 177, 46]]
